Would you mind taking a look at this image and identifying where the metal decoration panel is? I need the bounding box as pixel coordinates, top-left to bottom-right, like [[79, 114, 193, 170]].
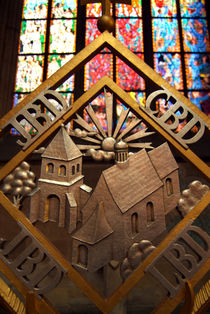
[[144, 87, 207, 148], [146, 223, 210, 298], [0, 222, 65, 295], [2, 89, 69, 150]]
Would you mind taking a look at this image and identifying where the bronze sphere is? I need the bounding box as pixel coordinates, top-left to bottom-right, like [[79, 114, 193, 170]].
[[97, 15, 114, 33]]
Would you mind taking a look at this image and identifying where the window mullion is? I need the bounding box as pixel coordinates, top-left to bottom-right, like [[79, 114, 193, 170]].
[[42, 0, 53, 82], [142, 0, 155, 97], [176, 0, 188, 96], [74, 0, 86, 102]]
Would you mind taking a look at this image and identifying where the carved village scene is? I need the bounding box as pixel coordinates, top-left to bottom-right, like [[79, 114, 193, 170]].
[[0, 0, 209, 313]]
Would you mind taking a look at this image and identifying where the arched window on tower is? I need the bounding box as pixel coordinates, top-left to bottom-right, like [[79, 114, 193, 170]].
[[77, 163, 80, 172], [146, 202, 154, 225], [131, 212, 139, 235], [72, 165, 75, 175], [77, 245, 88, 268], [59, 165, 66, 176], [46, 162, 54, 174], [166, 178, 173, 196]]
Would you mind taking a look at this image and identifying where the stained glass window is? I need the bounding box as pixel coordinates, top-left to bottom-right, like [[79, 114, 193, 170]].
[[14, 0, 77, 110], [152, 0, 210, 115], [14, 0, 210, 129]]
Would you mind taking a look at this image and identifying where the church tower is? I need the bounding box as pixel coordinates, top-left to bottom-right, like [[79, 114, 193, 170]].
[[29, 125, 92, 232]]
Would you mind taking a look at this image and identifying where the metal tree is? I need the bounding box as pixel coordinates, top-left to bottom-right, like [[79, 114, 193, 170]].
[[1, 161, 36, 209]]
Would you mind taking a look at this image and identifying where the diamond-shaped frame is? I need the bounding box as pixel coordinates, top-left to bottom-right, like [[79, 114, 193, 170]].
[[0, 32, 209, 313]]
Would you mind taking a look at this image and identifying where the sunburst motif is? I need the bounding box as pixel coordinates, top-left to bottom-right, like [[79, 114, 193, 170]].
[[70, 89, 155, 160]]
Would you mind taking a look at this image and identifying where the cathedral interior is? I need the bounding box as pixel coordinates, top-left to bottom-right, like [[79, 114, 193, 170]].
[[0, 1, 209, 313]]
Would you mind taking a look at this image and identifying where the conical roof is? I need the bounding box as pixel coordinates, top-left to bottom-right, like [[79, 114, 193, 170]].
[[73, 201, 113, 245], [42, 126, 82, 161]]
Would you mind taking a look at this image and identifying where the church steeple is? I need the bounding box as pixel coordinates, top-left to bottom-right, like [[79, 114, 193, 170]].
[[40, 125, 83, 183]]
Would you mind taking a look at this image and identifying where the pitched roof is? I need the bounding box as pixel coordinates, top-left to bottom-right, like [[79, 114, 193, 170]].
[[72, 201, 113, 244], [42, 126, 82, 161], [148, 142, 178, 179], [102, 149, 163, 213]]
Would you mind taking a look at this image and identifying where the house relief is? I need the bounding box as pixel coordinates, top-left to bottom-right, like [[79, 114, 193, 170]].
[[27, 122, 181, 275]]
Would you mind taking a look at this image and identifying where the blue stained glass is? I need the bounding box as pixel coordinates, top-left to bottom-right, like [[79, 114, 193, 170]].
[[52, 0, 77, 18], [185, 53, 210, 90], [154, 53, 183, 89], [189, 91, 210, 112], [23, 0, 48, 19], [116, 18, 143, 52], [180, 0, 206, 17], [152, 18, 180, 52], [151, 0, 177, 17], [182, 19, 210, 52], [13, 93, 27, 107]]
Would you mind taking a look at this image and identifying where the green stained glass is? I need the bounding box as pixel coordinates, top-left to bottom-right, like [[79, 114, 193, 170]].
[[23, 0, 48, 19], [19, 20, 46, 54], [15, 55, 44, 92], [52, 0, 77, 18], [50, 20, 76, 53]]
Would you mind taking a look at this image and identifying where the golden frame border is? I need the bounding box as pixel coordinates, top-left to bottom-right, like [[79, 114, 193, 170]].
[[0, 31, 209, 313]]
